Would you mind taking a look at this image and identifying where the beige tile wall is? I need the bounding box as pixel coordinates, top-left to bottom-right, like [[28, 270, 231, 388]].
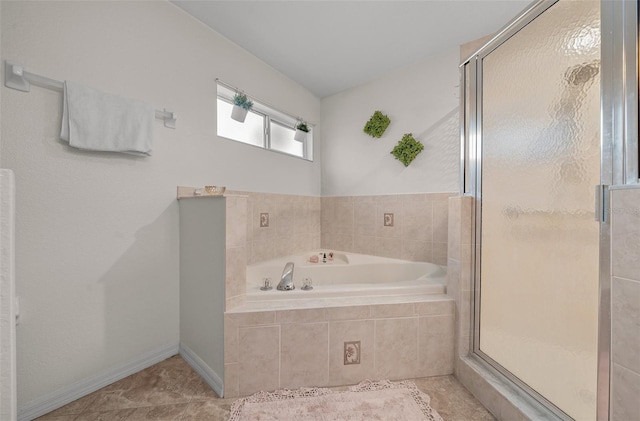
[[225, 195, 248, 310], [223, 299, 455, 398], [223, 190, 450, 305], [447, 196, 474, 366], [610, 187, 640, 421], [228, 191, 322, 265], [321, 193, 455, 265], [224, 191, 450, 266], [224, 191, 320, 308]]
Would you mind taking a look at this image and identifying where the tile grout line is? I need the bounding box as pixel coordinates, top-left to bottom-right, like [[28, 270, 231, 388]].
[[373, 319, 377, 379], [326, 320, 330, 386]]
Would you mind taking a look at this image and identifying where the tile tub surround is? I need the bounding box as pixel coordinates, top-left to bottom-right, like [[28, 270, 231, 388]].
[[223, 298, 455, 398], [228, 190, 322, 265], [176, 191, 249, 311], [178, 188, 321, 309], [447, 196, 474, 365], [178, 188, 459, 400], [183, 190, 453, 267], [321, 193, 455, 265], [610, 187, 640, 421], [225, 195, 248, 310]]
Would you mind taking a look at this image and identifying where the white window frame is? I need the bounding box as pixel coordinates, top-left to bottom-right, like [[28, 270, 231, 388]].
[[216, 84, 313, 161]]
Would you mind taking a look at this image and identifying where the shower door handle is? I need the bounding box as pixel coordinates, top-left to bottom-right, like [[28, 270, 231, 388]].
[[594, 185, 609, 223]]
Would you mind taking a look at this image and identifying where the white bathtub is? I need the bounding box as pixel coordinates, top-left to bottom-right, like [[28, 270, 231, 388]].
[[245, 251, 446, 302]]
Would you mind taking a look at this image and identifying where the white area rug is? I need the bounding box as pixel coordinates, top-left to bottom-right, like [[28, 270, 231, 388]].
[[228, 379, 444, 421]]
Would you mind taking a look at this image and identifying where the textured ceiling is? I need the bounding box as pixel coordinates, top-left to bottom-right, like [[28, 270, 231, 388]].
[[172, 1, 531, 97]]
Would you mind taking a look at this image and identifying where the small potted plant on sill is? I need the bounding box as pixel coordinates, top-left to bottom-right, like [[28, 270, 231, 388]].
[[294, 122, 310, 141], [231, 93, 254, 123]]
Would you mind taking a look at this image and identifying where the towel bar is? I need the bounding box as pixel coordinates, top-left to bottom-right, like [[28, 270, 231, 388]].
[[4, 61, 176, 129]]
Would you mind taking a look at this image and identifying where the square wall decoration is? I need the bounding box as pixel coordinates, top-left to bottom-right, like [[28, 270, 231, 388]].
[[344, 341, 361, 365], [363, 110, 391, 138], [260, 212, 269, 227], [390, 133, 424, 166]]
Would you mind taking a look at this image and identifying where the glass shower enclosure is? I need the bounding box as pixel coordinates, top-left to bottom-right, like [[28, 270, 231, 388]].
[[461, 0, 604, 419]]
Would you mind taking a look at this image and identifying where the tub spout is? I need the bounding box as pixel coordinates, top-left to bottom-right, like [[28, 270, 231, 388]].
[[277, 262, 295, 291]]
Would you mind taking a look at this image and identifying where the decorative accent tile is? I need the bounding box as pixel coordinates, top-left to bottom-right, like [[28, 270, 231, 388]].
[[384, 212, 394, 227], [344, 341, 361, 365], [329, 320, 375, 385], [260, 212, 269, 228]]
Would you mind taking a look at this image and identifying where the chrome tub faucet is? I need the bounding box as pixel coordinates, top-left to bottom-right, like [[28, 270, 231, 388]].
[[277, 262, 295, 291]]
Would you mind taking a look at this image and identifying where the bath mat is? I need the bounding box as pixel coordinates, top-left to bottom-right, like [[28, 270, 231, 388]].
[[228, 379, 443, 421]]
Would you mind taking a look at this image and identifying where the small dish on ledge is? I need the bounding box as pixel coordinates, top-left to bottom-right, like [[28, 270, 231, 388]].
[[204, 185, 226, 195]]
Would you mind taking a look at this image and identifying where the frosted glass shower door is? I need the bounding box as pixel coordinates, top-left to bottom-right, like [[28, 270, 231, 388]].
[[478, 1, 600, 420]]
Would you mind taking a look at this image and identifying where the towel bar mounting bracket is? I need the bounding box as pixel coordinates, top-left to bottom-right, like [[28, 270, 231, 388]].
[[159, 110, 176, 129], [5, 61, 31, 92]]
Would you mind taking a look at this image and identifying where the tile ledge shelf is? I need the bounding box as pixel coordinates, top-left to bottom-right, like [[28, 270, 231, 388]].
[[176, 186, 247, 200], [227, 293, 453, 313]]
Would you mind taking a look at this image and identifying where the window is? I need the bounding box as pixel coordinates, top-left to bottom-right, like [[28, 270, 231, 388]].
[[216, 84, 313, 161]]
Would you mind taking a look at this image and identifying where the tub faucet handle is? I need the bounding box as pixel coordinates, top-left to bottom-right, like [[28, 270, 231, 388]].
[[260, 277, 273, 291]]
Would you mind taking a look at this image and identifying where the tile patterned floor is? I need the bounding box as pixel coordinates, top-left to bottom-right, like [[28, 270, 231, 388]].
[[36, 355, 496, 420]]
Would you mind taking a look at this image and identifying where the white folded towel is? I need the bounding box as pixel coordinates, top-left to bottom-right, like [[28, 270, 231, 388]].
[[61, 81, 154, 156]]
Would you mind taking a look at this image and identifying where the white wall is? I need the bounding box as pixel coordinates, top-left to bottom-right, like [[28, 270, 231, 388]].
[[321, 48, 460, 196], [1, 169, 18, 421], [178, 198, 226, 395], [0, 0, 320, 411], [1, 11, 15, 408]]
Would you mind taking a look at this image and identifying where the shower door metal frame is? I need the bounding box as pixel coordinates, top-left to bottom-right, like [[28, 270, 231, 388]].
[[459, 0, 627, 419]]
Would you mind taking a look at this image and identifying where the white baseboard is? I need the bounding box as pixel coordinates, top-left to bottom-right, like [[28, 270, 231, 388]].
[[179, 343, 224, 397], [18, 343, 179, 421]]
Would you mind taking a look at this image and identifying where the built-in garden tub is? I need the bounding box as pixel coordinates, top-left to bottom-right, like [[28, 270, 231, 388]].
[[178, 192, 455, 399], [245, 251, 446, 303], [223, 251, 454, 397]]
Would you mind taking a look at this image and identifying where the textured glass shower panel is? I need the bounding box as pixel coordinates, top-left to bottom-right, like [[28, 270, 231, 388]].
[[479, 1, 600, 420]]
